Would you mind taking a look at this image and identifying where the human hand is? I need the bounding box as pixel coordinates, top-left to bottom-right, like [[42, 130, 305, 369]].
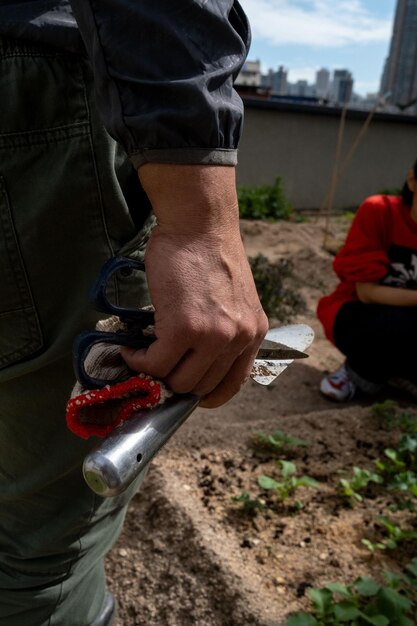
[[120, 164, 268, 408]]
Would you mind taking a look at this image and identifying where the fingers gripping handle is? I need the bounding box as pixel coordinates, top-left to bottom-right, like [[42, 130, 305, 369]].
[[83, 394, 200, 497]]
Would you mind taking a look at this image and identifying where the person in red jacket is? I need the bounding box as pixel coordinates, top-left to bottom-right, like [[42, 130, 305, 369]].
[[317, 160, 417, 401]]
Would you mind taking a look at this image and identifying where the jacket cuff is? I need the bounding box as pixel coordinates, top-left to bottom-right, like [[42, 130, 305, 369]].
[[130, 148, 238, 169]]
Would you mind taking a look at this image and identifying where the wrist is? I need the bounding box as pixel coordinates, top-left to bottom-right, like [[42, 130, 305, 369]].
[[138, 163, 240, 237]]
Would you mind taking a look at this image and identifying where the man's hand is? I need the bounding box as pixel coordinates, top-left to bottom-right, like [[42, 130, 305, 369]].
[[121, 164, 268, 408]]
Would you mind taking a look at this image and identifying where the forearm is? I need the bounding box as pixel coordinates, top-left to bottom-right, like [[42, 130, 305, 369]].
[[122, 163, 268, 408], [356, 282, 417, 306]]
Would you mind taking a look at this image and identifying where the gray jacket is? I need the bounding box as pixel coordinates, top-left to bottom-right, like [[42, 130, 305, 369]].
[[0, 0, 250, 167]]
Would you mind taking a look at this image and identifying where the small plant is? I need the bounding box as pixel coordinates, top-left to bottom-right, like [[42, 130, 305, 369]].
[[238, 177, 292, 221], [378, 515, 417, 549], [371, 401, 417, 434], [387, 470, 417, 499], [252, 430, 308, 455], [337, 467, 383, 505], [232, 490, 264, 514], [363, 516, 417, 552], [249, 254, 306, 320], [361, 538, 387, 553], [373, 425, 417, 509], [376, 434, 417, 485], [285, 562, 417, 626], [258, 460, 318, 506], [371, 400, 398, 422], [376, 448, 408, 475], [395, 413, 417, 435]]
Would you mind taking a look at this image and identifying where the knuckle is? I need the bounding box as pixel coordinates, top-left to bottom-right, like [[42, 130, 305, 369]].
[[239, 323, 256, 345], [178, 318, 210, 342], [218, 324, 236, 345], [256, 313, 269, 341]]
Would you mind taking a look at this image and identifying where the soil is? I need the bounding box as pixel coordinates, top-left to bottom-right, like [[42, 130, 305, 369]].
[[105, 216, 417, 626]]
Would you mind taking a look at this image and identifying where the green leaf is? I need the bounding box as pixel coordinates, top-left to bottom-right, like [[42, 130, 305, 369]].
[[297, 476, 319, 488], [384, 570, 403, 589], [354, 577, 380, 596], [285, 614, 318, 626], [359, 614, 389, 626], [394, 618, 414, 626], [231, 490, 264, 512], [385, 448, 405, 468], [286, 435, 309, 447], [374, 587, 412, 618], [258, 475, 279, 490], [406, 558, 417, 579], [334, 601, 360, 621], [279, 460, 297, 478], [324, 582, 351, 597], [308, 588, 333, 615], [361, 539, 386, 552], [400, 434, 417, 454]]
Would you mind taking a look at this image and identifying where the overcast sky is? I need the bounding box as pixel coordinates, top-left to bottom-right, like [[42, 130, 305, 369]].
[[239, 0, 397, 96]]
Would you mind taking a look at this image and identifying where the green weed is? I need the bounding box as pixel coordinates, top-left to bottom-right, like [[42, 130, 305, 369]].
[[337, 467, 383, 505], [238, 177, 292, 221], [252, 430, 309, 456], [249, 254, 306, 320], [232, 490, 265, 514], [286, 559, 417, 625], [258, 460, 318, 506]]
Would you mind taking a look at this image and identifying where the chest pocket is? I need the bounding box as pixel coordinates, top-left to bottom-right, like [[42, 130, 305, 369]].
[[0, 177, 43, 368]]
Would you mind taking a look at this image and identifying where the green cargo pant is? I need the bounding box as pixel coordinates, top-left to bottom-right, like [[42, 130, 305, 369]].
[[0, 36, 152, 625]]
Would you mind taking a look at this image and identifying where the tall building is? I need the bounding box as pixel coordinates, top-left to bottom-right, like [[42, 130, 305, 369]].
[[292, 80, 308, 97], [261, 66, 288, 94], [272, 66, 288, 95], [381, 0, 417, 109], [315, 68, 330, 98], [332, 69, 354, 104]]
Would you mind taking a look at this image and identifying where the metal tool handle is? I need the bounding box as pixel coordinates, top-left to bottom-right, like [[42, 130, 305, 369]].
[[83, 394, 200, 497]]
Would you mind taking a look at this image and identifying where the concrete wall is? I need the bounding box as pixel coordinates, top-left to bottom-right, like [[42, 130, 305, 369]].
[[236, 99, 417, 210]]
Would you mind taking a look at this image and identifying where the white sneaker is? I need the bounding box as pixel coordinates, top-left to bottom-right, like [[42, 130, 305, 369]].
[[320, 364, 356, 402]]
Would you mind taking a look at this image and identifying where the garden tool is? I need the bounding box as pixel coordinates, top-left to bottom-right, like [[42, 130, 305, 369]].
[[68, 256, 314, 497]]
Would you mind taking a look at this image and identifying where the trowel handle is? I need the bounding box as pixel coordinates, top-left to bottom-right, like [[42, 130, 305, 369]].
[[83, 394, 200, 497]]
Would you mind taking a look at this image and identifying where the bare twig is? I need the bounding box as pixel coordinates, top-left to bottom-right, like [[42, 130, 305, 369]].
[[321, 103, 348, 249], [320, 95, 387, 248]]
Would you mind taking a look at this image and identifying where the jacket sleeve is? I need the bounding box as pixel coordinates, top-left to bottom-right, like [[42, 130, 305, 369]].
[[333, 196, 392, 284], [69, 0, 250, 168]]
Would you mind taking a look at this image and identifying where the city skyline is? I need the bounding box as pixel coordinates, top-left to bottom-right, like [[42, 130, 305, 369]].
[[239, 0, 397, 96]]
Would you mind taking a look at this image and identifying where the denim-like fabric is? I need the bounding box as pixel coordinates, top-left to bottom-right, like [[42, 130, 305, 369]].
[[0, 0, 249, 166], [0, 36, 151, 625]]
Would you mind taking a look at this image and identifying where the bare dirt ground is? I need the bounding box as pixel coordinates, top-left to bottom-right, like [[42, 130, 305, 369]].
[[105, 217, 417, 626]]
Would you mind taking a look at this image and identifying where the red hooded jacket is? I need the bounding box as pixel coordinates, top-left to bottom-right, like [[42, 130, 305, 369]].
[[317, 195, 417, 344]]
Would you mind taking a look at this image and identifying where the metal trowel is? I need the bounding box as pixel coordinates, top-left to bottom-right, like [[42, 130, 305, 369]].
[[83, 323, 314, 497]]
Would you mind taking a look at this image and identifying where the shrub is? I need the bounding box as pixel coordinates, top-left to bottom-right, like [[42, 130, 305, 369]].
[[249, 254, 306, 321], [238, 177, 292, 221], [379, 187, 401, 197]]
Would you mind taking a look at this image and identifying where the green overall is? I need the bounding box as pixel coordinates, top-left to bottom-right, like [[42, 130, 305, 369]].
[[0, 36, 151, 625]]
